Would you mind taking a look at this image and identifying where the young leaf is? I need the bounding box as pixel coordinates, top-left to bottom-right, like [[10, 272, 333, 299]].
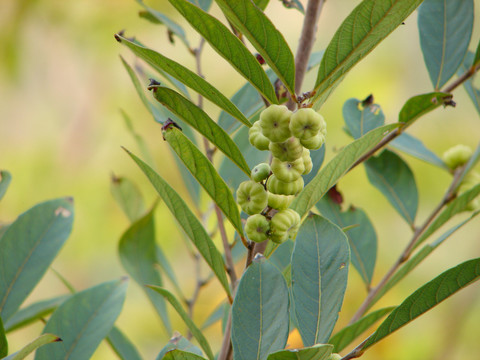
[[317, 197, 377, 286], [0, 317, 6, 358], [398, 92, 453, 125], [312, 0, 423, 108], [156, 332, 203, 360], [34, 279, 128, 360], [291, 214, 350, 346], [418, 0, 474, 90], [150, 86, 251, 176], [0, 170, 12, 202], [116, 36, 251, 128], [106, 327, 143, 360], [415, 184, 480, 249], [111, 175, 146, 223], [368, 212, 479, 311], [4, 295, 70, 333], [148, 287, 213, 360], [3, 334, 61, 360], [266, 344, 333, 360], [0, 198, 74, 322], [118, 207, 171, 333], [328, 307, 395, 352], [362, 258, 480, 350], [291, 124, 399, 219], [365, 150, 418, 225], [390, 132, 447, 169], [163, 127, 243, 235], [343, 98, 385, 139], [125, 149, 231, 298], [162, 350, 207, 360], [231, 255, 289, 360], [214, 0, 295, 95], [167, 0, 278, 104]]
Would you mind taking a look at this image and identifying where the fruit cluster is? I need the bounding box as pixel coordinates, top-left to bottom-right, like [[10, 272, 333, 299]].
[[236, 105, 327, 244]]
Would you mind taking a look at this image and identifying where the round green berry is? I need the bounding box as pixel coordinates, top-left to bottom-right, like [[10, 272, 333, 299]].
[[236, 180, 268, 215], [270, 209, 301, 243], [249, 121, 270, 151], [267, 174, 304, 195], [300, 132, 325, 150], [251, 163, 271, 182], [443, 144, 473, 169], [302, 148, 313, 175], [289, 108, 325, 140], [327, 354, 342, 360], [244, 214, 270, 243], [267, 192, 295, 210], [271, 157, 305, 183], [269, 137, 304, 162], [259, 105, 292, 143]]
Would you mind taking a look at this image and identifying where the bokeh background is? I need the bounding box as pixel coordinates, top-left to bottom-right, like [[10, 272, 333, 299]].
[[1, 0, 480, 359]]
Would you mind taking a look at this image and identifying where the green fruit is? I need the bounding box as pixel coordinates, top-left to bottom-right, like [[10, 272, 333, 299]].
[[249, 121, 270, 151], [302, 148, 313, 175], [269, 137, 304, 162], [267, 174, 304, 195], [270, 209, 301, 243], [244, 214, 270, 243], [271, 157, 305, 182], [300, 132, 325, 150], [236, 180, 268, 215], [289, 108, 325, 140], [259, 105, 292, 143], [443, 144, 473, 169], [267, 192, 295, 210], [328, 354, 342, 360], [251, 163, 271, 182]]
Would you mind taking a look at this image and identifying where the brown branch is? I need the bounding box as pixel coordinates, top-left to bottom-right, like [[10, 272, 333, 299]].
[[340, 336, 371, 360], [443, 62, 480, 93]]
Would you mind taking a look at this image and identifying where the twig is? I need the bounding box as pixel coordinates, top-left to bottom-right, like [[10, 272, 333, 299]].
[[443, 62, 480, 93], [186, 253, 206, 340], [340, 336, 371, 360], [348, 166, 466, 324], [218, 308, 234, 360]]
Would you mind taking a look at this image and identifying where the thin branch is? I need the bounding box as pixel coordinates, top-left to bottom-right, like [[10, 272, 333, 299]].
[[443, 62, 480, 93], [340, 335, 371, 360], [218, 309, 234, 360]]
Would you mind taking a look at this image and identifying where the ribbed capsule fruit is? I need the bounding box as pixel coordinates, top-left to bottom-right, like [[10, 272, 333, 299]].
[[271, 157, 305, 183], [244, 214, 270, 243], [300, 132, 325, 150], [267, 192, 295, 210], [269, 137, 304, 162], [251, 163, 271, 182], [236, 180, 268, 215], [249, 121, 270, 151], [289, 108, 325, 140], [259, 105, 292, 143], [267, 174, 304, 195], [270, 209, 301, 243], [442, 144, 472, 169], [302, 148, 313, 175]]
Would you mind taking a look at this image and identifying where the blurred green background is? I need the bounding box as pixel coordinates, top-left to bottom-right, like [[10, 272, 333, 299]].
[[1, 0, 480, 359]]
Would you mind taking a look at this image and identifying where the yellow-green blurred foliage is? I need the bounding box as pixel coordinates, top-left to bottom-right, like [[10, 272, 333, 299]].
[[1, 0, 479, 359]]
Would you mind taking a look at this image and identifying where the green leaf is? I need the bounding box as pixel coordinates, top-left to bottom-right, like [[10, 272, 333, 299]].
[[268, 240, 294, 275], [156, 332, 203, 360], [201, 302, 228, 330], [343, 98, 385, 139], [187, 0, 212, 11], [317, 197, 377, 286], [368, 212, 479, 311], [150, 86, 251, 176], [266, 344, 333, 360], [0, 171, 12, 202], [0, 317, 6, 358], [163, 127, 243, 234], [156, 246, 184, 300], [362, 258, 480, 350], [0, 198, 74, 322], [118, 207, 171, 333], [125, 150, 231, 298], [291, 124, 399, 219], [459, 52, 480, 117], [415, 184, 480, 249], [4, 295, 69, 333], [214, 0, 295, 95], [292, 215, 350, 346], [167, 0, 278, 104], [365, 150, 418, 225], [312, 0, 423, 108], [390, 133, 447, 169], [148, 287, 213, 360], [34, 279, 128, 360], [117, 36, 251, 128], [137, 0, 190, 49], [302, 145, 325, 187], [473, 39, 480, 68], [3, 334, 61, 360], [329, 307, 395, 353], [107, 327, 143, 360], [111, 175, 146, 223], [162, 350, 207, 360], [418, 0, 473, 90], [231, 256, 289, 360], [253, 0, 269, 10], [398, 92, 453, 125]]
